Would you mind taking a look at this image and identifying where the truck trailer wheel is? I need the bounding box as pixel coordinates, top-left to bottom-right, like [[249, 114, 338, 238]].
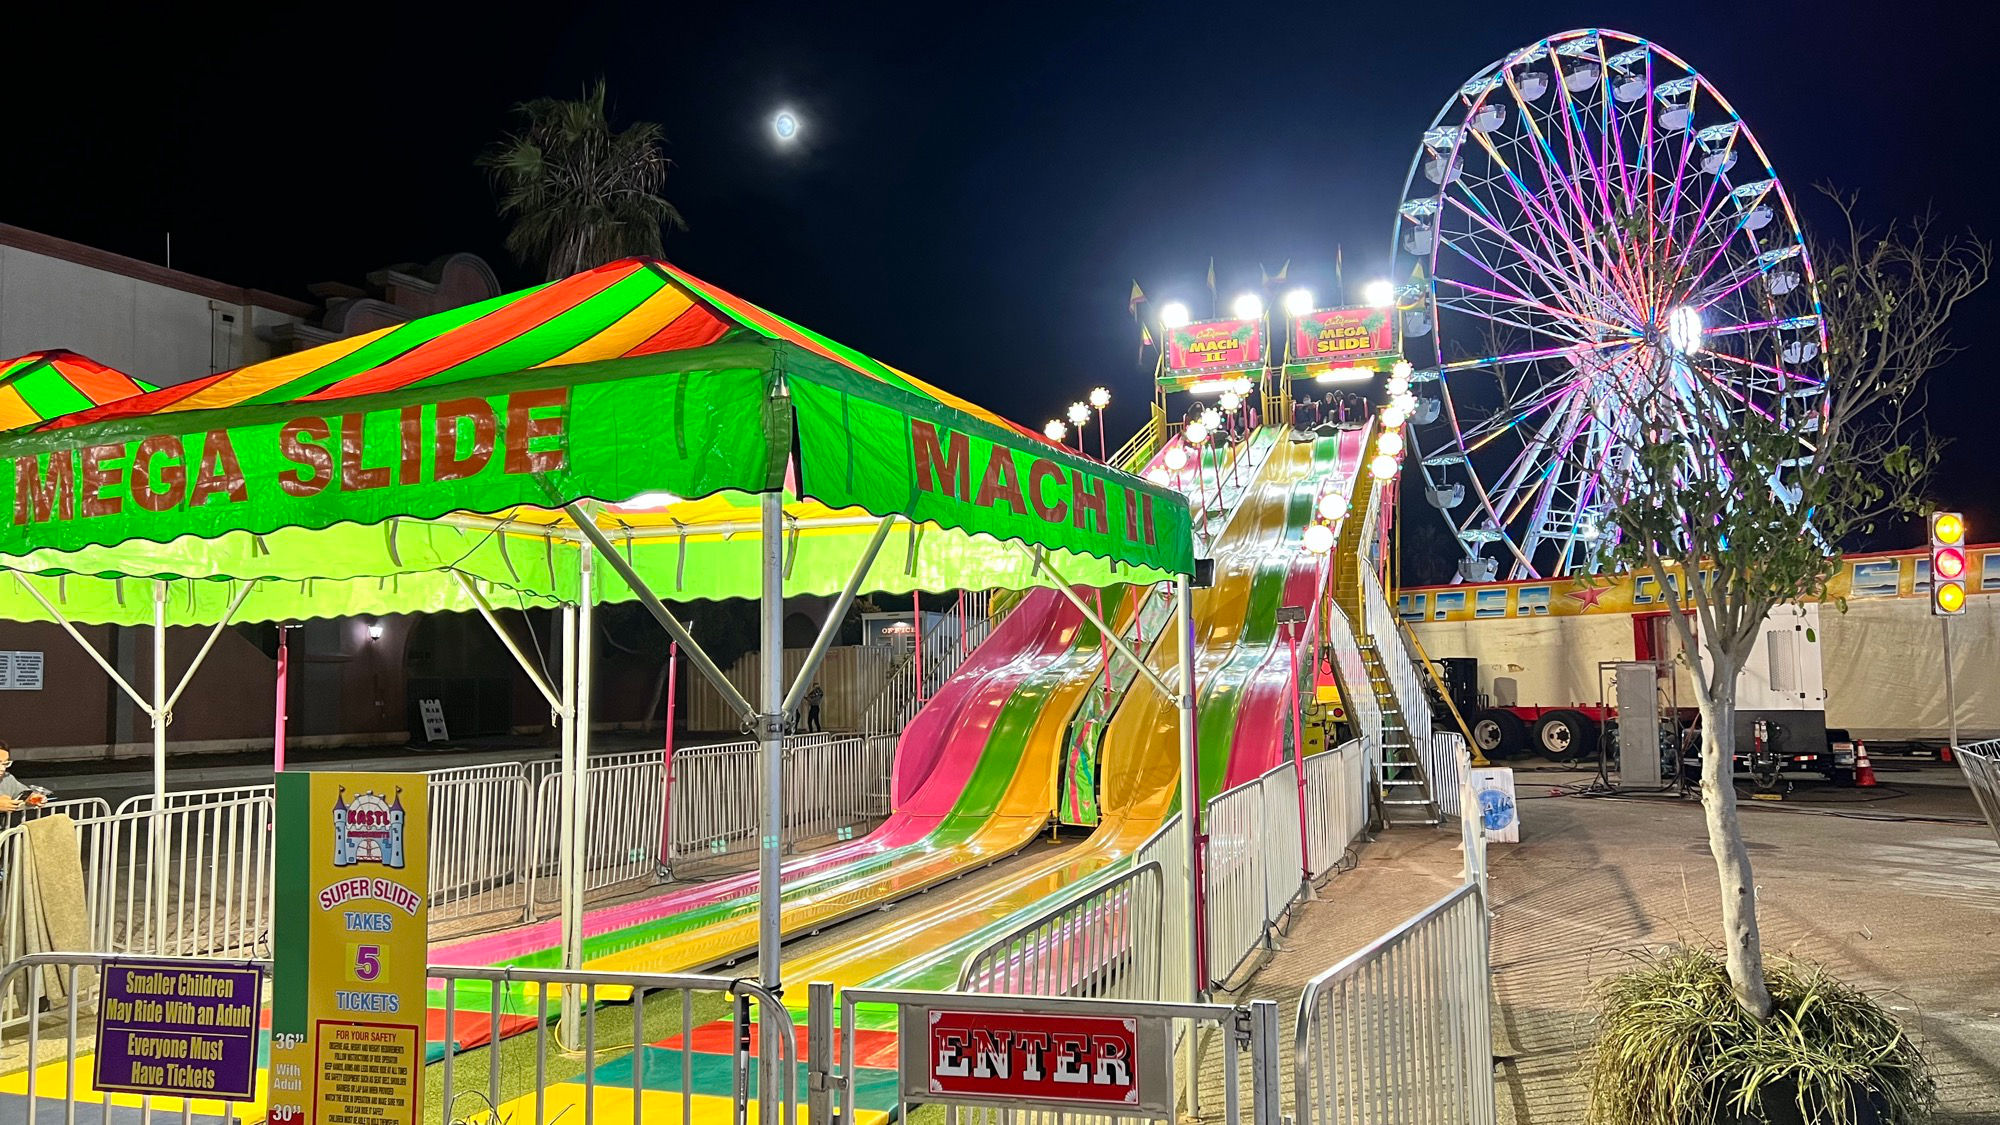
[[1533, 709, 1599, 763], [1471, 709, 1528, 759]]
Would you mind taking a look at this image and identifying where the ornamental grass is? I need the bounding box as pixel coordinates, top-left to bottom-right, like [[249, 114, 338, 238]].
[[1586, 946, 1935, 1125]]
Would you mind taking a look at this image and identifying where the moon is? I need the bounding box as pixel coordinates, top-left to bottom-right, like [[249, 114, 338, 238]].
[[771, 110, 800, 143]]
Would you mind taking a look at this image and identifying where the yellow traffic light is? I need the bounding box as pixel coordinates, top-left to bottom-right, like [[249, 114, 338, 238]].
[[1936, 581, 1967, 614], [1933, 511, 1965, 545], [1931, 511, 1968, 617]]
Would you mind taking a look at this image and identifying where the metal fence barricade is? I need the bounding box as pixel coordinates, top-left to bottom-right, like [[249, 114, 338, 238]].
[[1422, 731, 1470, 821], [100, 786, 276, 959], [0, 953, 798, 1125], [815, 985, 1284, 1125], [1304, 740, 1368, 881], [426, 763, 534, 922], [665, 735, 887, 874], [957, 862, 1164, 1001], [1203, 773, 1269, 985], [1956, 739, 2000, 849], [1293, 882, 1496, 1125]]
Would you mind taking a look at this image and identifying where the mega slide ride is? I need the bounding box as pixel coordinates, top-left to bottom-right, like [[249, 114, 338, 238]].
[[501, 425, 1370, 1122], [429, 527, 1161, 1038], [773, 424, 1368, 999]]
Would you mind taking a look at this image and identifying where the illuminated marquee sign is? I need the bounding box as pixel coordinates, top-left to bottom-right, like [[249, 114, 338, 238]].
[[1288, 306, 1399, 369], [1161, 318, 1265, 378]]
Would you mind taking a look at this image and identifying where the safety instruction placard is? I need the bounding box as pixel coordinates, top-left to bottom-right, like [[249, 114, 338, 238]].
[[268, 771, 428, 1125], [94, 960, 261, 1100]]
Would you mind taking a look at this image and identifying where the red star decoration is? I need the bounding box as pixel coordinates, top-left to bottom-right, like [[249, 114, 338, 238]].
[[1565, 583, 1611, 610]]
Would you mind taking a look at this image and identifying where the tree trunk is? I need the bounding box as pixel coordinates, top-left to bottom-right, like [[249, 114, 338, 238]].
[[1697, 680, 1775, 1018]]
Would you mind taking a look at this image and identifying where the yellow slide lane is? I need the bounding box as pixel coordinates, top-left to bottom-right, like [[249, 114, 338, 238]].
[[780, 439, 1311, 992]]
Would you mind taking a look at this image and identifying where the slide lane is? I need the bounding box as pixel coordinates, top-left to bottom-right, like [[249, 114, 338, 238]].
[[486, 432, 1339, 1121], [429, 577, 1152, 1029], [772, 432, 1355, 1007]]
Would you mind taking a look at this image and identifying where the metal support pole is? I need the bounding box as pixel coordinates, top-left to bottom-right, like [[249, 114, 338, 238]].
[[151, 581, 169, 953], [757, 491, 786, 1124], [1029, 545, 1179, 704], [565, 502, 756, 724], [757, 492, 785, 995], [274, 625, 291, 774], [453, 571, 563, 713], [557, 602, 579, 980], [1943, 617, 1959, 750], [912, 590, 925, 704], [570, 547, 595, 969], [782, 515, 894, 716], [1175, 575, 1203, 1002], [660, 640, 678, 874]]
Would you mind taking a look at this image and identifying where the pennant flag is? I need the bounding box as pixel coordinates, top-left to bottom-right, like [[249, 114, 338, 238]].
[[1128, 280, 1146, 320], [1141, 324, 1154, 347], [1334, 245, 1346, 304], [1205, 258, 1217, 295], [1259, 263, 1269, 289], [1273, 259, 1290, 285]]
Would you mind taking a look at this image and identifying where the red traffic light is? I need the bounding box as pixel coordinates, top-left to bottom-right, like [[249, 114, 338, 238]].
[[1936, 546, 1967, 581]]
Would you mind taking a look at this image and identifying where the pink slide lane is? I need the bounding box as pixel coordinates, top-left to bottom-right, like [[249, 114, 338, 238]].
[[435, 587, 1074, 965]]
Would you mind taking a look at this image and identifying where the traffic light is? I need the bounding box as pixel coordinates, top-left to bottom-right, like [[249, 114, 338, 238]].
[[1930, 511, 1967, 616]]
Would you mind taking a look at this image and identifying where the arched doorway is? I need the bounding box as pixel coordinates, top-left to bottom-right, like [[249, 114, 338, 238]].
[[405, 613, 516, 738]]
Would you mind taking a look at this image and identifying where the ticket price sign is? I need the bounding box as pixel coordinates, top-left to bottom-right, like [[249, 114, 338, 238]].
[[900, 1007, 1171, 1117], [268, 771, 428, 1125], [95, 961, 261, 1100]]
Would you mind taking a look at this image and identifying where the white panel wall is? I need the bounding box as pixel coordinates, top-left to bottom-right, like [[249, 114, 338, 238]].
[[1409, 613, 1635, 709], [0, 245, 297, 383]]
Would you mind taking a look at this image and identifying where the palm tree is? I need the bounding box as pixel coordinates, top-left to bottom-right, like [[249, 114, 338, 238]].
[[481, 80, 687, 280]]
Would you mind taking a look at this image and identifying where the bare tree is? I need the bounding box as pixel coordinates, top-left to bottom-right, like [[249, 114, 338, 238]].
[[1601, 192, 1988, 1017]]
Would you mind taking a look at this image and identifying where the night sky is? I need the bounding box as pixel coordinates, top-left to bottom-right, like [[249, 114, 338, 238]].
[[6, 2, 1995, 570]]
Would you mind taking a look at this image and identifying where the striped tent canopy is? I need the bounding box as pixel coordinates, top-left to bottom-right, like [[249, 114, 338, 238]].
[[0, 260, 1191, 625], [0, 350, 155, 431]]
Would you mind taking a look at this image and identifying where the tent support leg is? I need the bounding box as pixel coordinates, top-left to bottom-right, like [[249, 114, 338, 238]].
[[557, 598, 580, 1031], [152, 581, 170, 954], [567, 546, 596, 1006], [565, 503, 756, 725], [1023, 545, 1179, 705], [782, 516, 895, 716], [11, 573, 152, 713], [161, 581, 256, 716], [452, 572, 563, 713], [757, 491, 786, 1121], [1175, 572, 1204, 1112]]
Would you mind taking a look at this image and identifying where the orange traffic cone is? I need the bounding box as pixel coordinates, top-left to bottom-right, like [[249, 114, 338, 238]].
[[1853, 744, 1877, 788]]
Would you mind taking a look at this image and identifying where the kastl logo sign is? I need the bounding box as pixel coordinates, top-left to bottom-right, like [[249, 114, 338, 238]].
[[331, 787, 408, 868]]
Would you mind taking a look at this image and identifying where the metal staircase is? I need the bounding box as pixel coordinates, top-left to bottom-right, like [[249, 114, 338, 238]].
[[1330, 475, 1442, 828]]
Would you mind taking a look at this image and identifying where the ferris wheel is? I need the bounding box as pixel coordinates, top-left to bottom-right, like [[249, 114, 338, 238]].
[[1391, 29, 1827, 581]]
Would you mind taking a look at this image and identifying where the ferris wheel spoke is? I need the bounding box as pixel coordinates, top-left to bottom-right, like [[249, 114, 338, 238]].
[[1654, 84, 1707, 265], [1441, 334, 1638, 375], [1456, 124, 1615, 309], [1434, 272, 1625, 342], [1460, 374, 1595, 451], [1596, 39, 1644, 221], [1441, 194, 1626, 326], [1435, 197, 1601, 324], [1665, 152, 1741, 290], [1517, 64, 1635, 302]]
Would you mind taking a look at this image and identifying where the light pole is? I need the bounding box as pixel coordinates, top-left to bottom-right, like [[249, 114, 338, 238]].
[[1090, 387, 1111, 462]]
